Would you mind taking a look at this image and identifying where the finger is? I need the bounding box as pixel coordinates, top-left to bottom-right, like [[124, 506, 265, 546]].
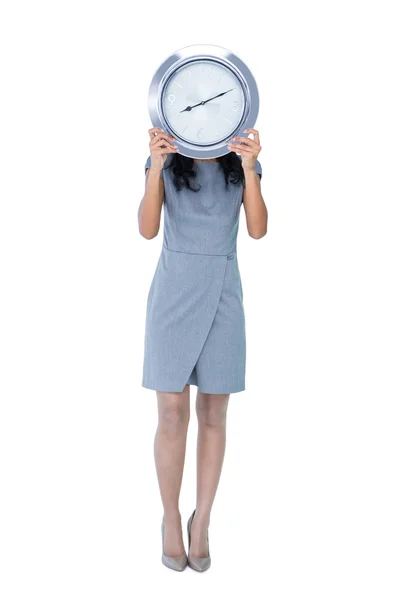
[[150, 135, 178, 148], [230, 137, 260, 150], [148, 127, 177, 142], [154, 146, 179, 155], [150, 144, 178, 154], [229, 143, 261, 156], [148, 127, 163, 140], [227, 145, 253, 156], [148, 127, 165, 139], [152, 138, 179, 151], [243, 128, 260, 145], [150, 133, 177, 146]]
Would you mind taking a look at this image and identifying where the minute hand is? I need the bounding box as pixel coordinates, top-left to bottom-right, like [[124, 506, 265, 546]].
[[179, 88, 235, 113]]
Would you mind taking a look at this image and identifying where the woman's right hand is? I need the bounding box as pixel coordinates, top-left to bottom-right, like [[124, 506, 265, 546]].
[[148, 127, 179, 172]]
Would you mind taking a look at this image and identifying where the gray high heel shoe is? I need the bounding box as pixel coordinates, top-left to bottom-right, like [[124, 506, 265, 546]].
[[161, 521, 188, 571], [187, 509, 211, 572]]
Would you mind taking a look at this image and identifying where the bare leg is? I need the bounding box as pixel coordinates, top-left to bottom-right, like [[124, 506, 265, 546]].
[[189, 390, 230, 557], [154, 385, 190, 556]]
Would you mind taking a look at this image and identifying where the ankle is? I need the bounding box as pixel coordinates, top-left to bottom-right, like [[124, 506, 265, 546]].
[[163, 510, 182, 525], [192, 510, 210, 527]]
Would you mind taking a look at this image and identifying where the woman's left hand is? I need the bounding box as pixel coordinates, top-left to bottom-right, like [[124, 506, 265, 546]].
[[228, 128, 262, 170]]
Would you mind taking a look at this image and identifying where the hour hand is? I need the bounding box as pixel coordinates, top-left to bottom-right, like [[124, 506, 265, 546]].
[[179, 99, 205, 113], [180, 104, 196, 113]]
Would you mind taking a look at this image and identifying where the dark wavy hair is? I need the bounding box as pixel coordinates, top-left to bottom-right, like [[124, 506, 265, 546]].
[[164, 151, 245, 192]]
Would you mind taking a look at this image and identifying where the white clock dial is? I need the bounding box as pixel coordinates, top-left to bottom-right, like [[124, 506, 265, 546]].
[[161, 60, 245, 145]]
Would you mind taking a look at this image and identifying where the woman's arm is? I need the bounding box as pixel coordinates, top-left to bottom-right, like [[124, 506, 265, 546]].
[[138, 127, 178, 239], [138, 167, 164, 240], [228, 128, 268, 239]]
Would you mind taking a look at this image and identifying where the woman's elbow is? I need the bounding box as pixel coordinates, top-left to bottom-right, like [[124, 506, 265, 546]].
[[140, 230, 157, 240], [139, 225, 159, 240], [248, 225, 267, 239], [138, 217, 159, 239]]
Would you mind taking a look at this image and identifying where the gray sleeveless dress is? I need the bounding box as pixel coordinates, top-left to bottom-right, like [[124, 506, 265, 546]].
[[142, 153, 262, 394]]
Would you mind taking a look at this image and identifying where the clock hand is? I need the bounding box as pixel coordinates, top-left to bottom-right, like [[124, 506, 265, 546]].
[[179, 88, 235, 113], [203, 88, 235, 105]]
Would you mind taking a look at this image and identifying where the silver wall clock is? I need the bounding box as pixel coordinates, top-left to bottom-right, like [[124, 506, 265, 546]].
[[147, 44, 259, 159]]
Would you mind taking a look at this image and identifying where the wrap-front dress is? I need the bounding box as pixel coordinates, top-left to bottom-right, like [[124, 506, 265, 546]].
[[142, 153, 262, 394]]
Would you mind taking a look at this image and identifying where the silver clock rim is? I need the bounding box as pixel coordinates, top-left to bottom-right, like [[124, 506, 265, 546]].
[[147, 44, 259, 159], [161, 59, 246, 147]]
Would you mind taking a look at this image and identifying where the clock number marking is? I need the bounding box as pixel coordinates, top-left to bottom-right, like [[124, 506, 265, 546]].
[[197, 128, 205, 140], [200, 65, 212, 77], [232, 100, 240, 111], [168, 94, 176, 104]]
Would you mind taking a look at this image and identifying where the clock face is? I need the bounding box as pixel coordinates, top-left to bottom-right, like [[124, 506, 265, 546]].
[[161, 60, 245, 146]]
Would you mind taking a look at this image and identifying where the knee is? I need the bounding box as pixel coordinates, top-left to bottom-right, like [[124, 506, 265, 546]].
[[196, 395, 228, 429], [158, 395, 190, 435]]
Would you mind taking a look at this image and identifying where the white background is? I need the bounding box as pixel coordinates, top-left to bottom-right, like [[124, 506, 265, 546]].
[[1, 1, 399, 598]]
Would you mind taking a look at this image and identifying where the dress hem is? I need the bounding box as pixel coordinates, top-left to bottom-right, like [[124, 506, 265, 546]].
[[142, 381, 245, 395]]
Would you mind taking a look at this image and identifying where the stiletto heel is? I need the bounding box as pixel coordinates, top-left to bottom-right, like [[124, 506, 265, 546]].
[[187, 509, 211, 572], [161, 520, 188, 571]]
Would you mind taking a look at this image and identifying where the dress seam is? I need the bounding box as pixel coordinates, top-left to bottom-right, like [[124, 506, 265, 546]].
[[163, 244, 236, 259]]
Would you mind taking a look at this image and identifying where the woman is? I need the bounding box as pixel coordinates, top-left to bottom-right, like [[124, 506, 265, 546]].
[[138, 127, 267, 572]]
